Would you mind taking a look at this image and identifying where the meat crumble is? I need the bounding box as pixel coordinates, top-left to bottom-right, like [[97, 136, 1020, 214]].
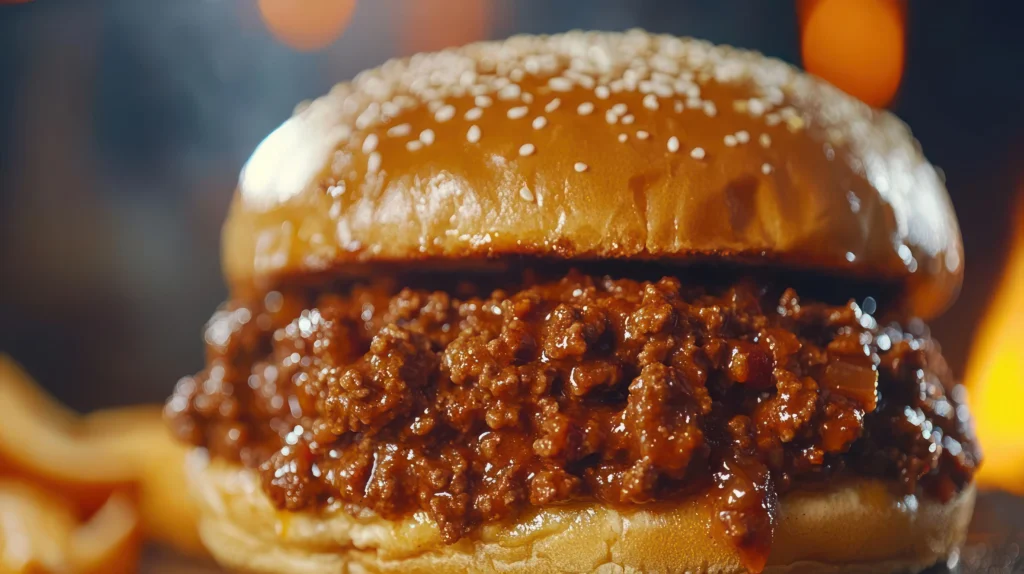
[[165, 270, 979, 572]]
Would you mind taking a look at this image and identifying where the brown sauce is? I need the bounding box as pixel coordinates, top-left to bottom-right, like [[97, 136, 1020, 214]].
[[165, 270, 979, 572]]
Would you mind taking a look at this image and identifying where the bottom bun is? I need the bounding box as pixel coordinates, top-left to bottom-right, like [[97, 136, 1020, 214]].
[[186, 451, 974, 574]]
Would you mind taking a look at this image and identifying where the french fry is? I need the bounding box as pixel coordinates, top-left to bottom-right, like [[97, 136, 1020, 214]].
[[67, 492, 141, 574], [0, 480, 139, 574], [0, 357, 138, 511], [0, 356, 205, 558], [0, 479, 75, 573]]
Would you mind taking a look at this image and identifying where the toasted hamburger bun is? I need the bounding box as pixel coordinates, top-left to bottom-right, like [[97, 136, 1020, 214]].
[[188, 453, 973, 574], [224, 30, 962, 319]]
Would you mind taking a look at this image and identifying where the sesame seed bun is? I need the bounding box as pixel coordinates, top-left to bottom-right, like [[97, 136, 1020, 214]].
[[223, 30, 962, 318], [188, 453, 974, 574]]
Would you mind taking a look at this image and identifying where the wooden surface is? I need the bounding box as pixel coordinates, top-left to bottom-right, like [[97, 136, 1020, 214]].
[[140, 490, 1024, 573]]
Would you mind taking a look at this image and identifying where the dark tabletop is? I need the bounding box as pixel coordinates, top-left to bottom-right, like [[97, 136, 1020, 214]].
[[942, 490, 1024, 573]]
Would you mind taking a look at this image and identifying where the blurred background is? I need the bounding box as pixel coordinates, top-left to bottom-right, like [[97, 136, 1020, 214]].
[[1, 0, 1023, 487]]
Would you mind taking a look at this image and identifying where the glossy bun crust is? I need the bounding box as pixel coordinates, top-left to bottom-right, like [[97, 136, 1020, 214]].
[[224, 30, 962, 318], [189, 454, 973, 574]]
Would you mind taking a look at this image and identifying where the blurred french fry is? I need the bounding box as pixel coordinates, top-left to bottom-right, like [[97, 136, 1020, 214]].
[[0, 355, 205, 558], [67, 493, 141, 574], [0, 480, 139, 574], [0, 357, 138, 508], [0, 479, 75, 573], [119, 418, 206, 555]]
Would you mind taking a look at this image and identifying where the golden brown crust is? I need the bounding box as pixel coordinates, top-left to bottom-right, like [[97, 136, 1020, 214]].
[[223, 30, 962, 318], [188, 453, 974, 574]]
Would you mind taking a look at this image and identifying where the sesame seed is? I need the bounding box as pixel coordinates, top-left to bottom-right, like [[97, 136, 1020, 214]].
[[636, 130, 649, 140], [847, 191, 861, 213], [362, 133, 378, 154], [467, 125, 481, 143], [761, 163, 774, 174], [419, 129, 435, 145], [519, 143, 535, 156], [574, 162, 588, 172], [387, 123, 411, 138], [498, 84, 522, 100], [434, 105, 456, 123], [733, 100, 748, 113], [507, 106, 529, 119], [577, 101, 594, 115], [285, 31, 890, 194], [735, 130, 750, 144], [690, 147, 706, 160], [621, 114, 635, 125], [406, 140, 423, 152], [355, 112, 373, 131], [519, 185, 534, 202], [544, 98, 561, 113], [724, 134, 738, 147], [367, 152, 381, 174], [748, 99, 766, 117], [549, 77, 573, 92], [532, 116, 547, 130], [465, 107, 483, 121], [667, 136, 680, 153]]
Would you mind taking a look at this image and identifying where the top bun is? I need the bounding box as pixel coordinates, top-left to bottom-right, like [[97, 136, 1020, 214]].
[[224, 30, 962, 318]]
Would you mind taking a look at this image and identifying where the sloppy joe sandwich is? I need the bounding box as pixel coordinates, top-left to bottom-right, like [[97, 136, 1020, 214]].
[[165, 30, 980, 573]]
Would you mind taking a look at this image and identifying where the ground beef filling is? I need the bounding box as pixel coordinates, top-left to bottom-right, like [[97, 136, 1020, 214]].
[[166, 271, 978, 571]]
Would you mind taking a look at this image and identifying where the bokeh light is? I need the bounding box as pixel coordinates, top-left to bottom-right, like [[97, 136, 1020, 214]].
[[258, 0, 357, 52], [965, 194, 1024, 494], [399, 0, 492, 55], [800, 0, 905, 107]]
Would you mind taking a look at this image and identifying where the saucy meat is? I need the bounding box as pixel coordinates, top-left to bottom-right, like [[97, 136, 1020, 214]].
[[165, 270, 978, 571]]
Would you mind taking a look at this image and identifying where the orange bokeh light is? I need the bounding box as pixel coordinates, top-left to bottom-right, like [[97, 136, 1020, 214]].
[[965, 197, 1024, 494], [399, 0, 492, 55], [258, 0, 357, 52], [800, 0, 905, 107]]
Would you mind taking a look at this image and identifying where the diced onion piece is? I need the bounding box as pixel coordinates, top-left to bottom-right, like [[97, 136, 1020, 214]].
[[823, 360, 878, 411]]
